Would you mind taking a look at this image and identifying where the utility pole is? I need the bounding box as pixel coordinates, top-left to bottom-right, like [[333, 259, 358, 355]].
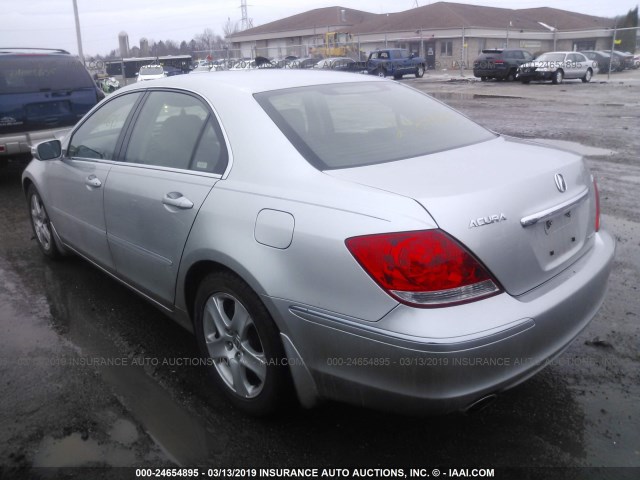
[[460, 26, 465, 76], [240, 0, 253, 31], [608, 22, 617, 81], [72, 0, 84, 62]]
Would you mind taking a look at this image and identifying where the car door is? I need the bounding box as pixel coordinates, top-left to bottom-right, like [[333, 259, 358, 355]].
[[399, 50, 412, 74], [566, 53, 583, 79], [45, 92, 143, 269], [103, 89, 229, 306], [574, 53, 590, 77]]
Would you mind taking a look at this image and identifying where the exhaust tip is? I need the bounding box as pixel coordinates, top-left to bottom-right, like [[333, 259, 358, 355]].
[[464, 394, 497, 414]]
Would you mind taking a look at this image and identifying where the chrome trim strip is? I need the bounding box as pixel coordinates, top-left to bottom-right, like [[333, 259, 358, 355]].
[[288, 305, 535, 353], [520, 188, 589, 227], [63, 156, 223, 180], [60, 242, 173, 313]]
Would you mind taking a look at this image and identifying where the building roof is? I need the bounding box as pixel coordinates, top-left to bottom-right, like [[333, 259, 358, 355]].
[[517, 7, 613, 31], [229, 2, 614, 39], [347, 2, 613, 34], [228, 6, 378, 38]]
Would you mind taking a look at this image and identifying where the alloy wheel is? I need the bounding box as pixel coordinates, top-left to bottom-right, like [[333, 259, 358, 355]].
[[202, 292, 267, 398]]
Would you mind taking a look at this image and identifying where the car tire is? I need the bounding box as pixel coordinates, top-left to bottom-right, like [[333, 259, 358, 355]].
[[521, 79, 531, 84], [480, 76, 488, 82], [375, 68, 387, 78], [193, 271, 292, 416], [581, 68, 592, 83], [415, 65, 425, 78], [505, 69, 516, 81], [552, 69, 564, 84], [393, 73, 403, 80], [27, 185, 61, 259]]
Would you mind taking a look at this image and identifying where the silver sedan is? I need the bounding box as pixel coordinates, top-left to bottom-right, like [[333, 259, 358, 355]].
[[22, 71, 615, 415]]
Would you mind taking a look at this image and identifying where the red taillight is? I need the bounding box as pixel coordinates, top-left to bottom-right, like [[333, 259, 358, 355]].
[[493, 60, 504, 64], [345, 230, 501, 307], [593, 178, 601, 232]]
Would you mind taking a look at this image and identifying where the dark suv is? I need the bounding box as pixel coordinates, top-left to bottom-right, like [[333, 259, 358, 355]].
[[473, 48, 534, 81], [0, 48, 103, 163]]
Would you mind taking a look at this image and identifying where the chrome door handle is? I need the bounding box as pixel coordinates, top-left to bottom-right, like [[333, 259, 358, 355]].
[[86, 175, 102, 188], [162, 192, 194, 209]]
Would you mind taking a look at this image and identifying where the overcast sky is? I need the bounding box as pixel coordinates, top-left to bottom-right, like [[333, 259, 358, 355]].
[[2, 0, 637, 56]]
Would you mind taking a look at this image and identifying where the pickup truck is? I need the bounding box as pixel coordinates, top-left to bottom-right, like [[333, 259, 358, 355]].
[[367, 48, 426, 79]]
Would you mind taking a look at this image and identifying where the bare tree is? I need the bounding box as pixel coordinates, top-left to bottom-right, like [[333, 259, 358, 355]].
[[223, 18, 240, 38], [164, 40, 179, 55], [195, 28, 217, 51]]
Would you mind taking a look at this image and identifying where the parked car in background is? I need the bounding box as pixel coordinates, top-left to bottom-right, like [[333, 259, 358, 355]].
[[473, 48, 534, 81], [600, 50, 633, 71], [23, 71, 614, 416], [0, 47, 103, 163], [313, 57, 358, 72], [366, 48, 425, 79], [163, 65, 184, 77], [136, 65, 165, 82], [518, 51, 595, 84], [580, 51, 618, 74], [291, 57, 318, 69], [614, 50, 636, 70], [230, 59, 257, 71], [273, 56, 299, 68]]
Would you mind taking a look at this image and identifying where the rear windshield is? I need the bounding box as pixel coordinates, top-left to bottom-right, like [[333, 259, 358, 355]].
[[535, 53, 566, 62], [0, 55, 94, 94], [140, 66, 164, 75], [255, 82, 495, 170]]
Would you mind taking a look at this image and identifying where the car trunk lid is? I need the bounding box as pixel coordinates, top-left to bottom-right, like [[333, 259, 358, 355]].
[[326, 136, 597, 296]]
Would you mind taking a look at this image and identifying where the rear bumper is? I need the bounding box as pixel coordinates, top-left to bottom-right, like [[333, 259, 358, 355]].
[[0, 127, 71, 158], [268, 229, 615, 414], [474, 67, 509, 78], [517, 71, 554, 81]]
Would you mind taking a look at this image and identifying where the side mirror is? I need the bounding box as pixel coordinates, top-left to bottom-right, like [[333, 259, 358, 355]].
[[32, 140, 62, 161]]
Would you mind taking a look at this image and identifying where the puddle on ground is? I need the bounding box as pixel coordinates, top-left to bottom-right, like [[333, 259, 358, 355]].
[[32, 432, 135, 467], [109, 418, 139, 446], [529, 138, 616, 157], [40, 265, 230, 466]]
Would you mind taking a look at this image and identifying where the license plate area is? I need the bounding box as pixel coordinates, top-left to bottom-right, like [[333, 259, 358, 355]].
[[533, 207, 586, 270], [544, 210, 572, 236]]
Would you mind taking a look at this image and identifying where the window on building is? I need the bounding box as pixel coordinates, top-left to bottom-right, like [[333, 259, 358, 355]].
[[574, 40, 596, 51], [440, 41, 453, 56]]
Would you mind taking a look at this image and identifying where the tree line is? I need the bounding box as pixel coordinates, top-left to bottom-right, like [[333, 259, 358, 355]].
[[94, 21, 241, 61]]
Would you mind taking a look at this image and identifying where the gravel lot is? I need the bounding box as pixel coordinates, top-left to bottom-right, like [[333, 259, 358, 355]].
[[0, 69, 638, 479]]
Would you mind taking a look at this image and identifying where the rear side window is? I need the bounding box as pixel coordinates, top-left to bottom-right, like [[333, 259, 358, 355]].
[[125, 91, 228, 174], [0, 55, 95, 94], [68, 92, 141, 160], [255, 82, 495, 170]]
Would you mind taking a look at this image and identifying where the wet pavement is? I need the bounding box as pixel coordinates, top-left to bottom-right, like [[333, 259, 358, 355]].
[[0, 72, 639, 479]]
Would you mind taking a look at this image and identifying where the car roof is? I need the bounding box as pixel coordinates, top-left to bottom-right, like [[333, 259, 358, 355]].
[[117, 69, 384, 96], [481, 48, 527, 52], [0, 47, 70, 55]]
